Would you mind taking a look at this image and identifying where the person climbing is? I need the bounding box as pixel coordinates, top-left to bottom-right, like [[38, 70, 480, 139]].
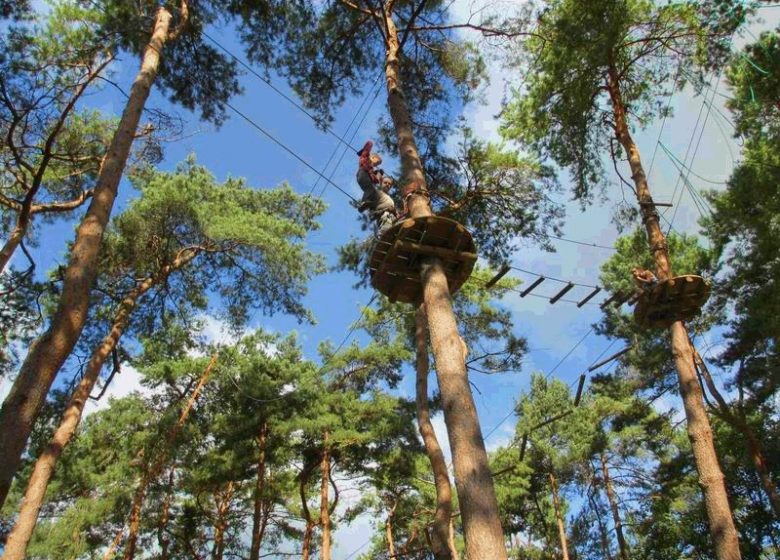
[[632, 267, 659, 292], [356, 140, 397, 237]]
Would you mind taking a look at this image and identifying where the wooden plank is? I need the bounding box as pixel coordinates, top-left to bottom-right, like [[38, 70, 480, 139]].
[[521, 276, 545, 297], [395, 240, 477, 262], [485, 264, 511, 289], [577, 287, 601, 307], [550, 282, 575, 304]]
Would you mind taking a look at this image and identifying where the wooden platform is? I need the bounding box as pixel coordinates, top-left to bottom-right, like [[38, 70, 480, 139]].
[[369, 216, 477, 304], [634, 274, 711, 328]]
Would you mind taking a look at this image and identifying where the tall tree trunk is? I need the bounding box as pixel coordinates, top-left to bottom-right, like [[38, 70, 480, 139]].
[[606, 59, 742, 560], [212, 481, 235, 560], [0, 6, 175, 509], [382, 11, 506, 560], [599, 451, 629, 560], [694, 348, 780, 518], [158, 469, 175, 560], [549, 472, 570, 560], [319, 433, 332, 560], [249, 422, 269, 560], [124, 354, 217, 560], [415, 305, 458, 560], [1, 248, 199, 560]]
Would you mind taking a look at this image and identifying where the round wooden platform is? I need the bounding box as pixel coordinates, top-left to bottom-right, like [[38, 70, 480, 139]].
[[369, 216, 477, 304], [634, 274, 711, 329]]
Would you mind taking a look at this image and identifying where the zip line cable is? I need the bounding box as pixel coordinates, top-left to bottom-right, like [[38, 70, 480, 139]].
[[548, 234, 616, 251], [202, 31, 361, 153], [224, 100, 359, 203], [663, 74, 715, 224], [647, 68, 681, 179], [315, 81, 384, 202], [509, 266, 600, 289], [668, 75, 721, 231], [482, 326, 597, 442], [308, 78, 382, 200]]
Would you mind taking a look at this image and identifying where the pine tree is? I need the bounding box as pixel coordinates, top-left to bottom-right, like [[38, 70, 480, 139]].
[[0, 0, 242, 507], [501, 3, 742, 558], [227, 1, 564, 553], [0, 3, 118, 271], [0, 159, 325, 559]]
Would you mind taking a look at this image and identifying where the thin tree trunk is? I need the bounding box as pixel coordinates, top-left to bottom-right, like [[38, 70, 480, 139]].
[[386, 501, 398, 558], [103, 527, 125, 560], [606, 59, 742, 560], [382, 11, 506, 560], [694, 348, 780, 518], [599, 452, 629, 560], [320, 432, 332, 560], [587, 469, 613, 560], [212, 481, 235, 560], [158, 469, 175, 560], [301, 520, 315, 560], [123, 354, 217, 560], [299, 461, 316, 560], [415, 305, 458, 560], [249, 422, 269, 560], [1, 248, 199, 560], [549, 472, 570, 560], [0, 6, 175, 509], [0, 225, 27, 273]]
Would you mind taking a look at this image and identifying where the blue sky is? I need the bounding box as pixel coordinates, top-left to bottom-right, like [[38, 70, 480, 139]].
[[3, 1, 779, 557]]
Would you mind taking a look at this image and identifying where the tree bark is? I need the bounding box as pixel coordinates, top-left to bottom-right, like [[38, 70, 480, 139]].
[[549, 472, 570, 560], [385, 501, 398, 558], [301, 520, 315, 560], [123, 353, 217, 560], [599, 451, 629, 560], [212, 481, 235, 560], [382, 10, 507, 560], [415, 305, 458, 560], [158, 469, 175, 560], [1, 248, 199, 560], [0, 6, 174, 509], [694, 348, 780, 518], [103, 527, 125, 560], [319, 432, 332, 560], [299, 461, 316, 560], [249, 422, 269, 560], [606, 58, 742, 560]]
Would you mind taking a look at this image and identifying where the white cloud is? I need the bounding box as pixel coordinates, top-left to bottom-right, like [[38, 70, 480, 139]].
[[83, 363, 149, 416]]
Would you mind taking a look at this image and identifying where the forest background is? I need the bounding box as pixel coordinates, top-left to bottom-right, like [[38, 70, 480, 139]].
[[0, 0, 778, 558]]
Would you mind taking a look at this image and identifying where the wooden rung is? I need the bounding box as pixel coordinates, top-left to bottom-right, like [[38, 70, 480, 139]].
[[484, 264, 511, 289], [613, 291, 634, 307], [518, 433, 529, 461], [550, 282, 575, 304], [520, 276, 545, 297], [600, 291, 620, 309], [574, 374, 586, 406], [577, 287, 601, 307], [395, 240, 477, 263]]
